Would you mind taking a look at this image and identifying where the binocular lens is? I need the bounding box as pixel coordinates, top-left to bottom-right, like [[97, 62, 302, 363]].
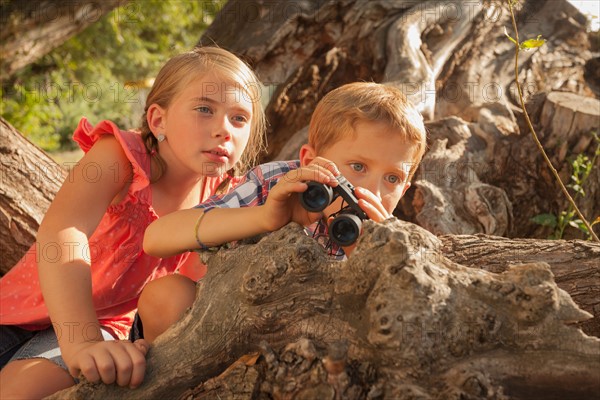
[[330, 214, 362, 247], [300, 182, 333, 212]]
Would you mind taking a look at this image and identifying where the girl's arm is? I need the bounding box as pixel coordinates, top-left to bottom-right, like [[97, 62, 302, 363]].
[[143, 206, 267, 258], [37, 135, 147, 387], [144, 162, 340, 258]]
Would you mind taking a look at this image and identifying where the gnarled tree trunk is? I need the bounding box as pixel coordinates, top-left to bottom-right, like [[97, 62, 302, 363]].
[[0, 118, 66, 275], [440, 234, 600, 337], [0, 0, 125, 273], [3, 1, 600, 398], [202, 0, 599, 240], [0, 0, 127, 81], [51, 222, 600, 400]]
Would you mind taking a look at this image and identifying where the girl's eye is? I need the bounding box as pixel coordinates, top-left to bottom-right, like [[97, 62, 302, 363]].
[[350, 163, 365, 172], [195, 106, 211, 114], [232, 115, 248, 123], [386, 174, 400, 184]]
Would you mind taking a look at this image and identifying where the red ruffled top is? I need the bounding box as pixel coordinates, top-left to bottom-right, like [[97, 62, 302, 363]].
[[0, 118, 236, 339]]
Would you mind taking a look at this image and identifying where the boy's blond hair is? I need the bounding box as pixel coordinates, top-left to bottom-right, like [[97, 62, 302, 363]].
[[308, 82, 427, 179]]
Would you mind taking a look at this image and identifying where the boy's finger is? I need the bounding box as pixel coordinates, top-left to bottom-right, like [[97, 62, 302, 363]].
[[355, 187, 389, 214], [353, 187, 391, 221], [272, 177, 307, 193], [303, 165, 338, 186], [310, 157, 340, 176], [283, 167, 336, 186], [358, 199, 389, 222]]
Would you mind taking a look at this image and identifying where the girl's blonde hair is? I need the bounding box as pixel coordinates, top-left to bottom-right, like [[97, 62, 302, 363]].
[[308, 82, 427, 180], [140, 47, 266, 184]]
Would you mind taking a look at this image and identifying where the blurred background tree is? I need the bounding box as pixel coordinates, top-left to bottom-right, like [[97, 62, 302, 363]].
[[0, 0, 226, 153]]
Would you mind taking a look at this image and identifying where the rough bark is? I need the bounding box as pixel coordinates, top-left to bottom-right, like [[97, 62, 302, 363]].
[[423, 0, 600, 238], [51, 221, 600, 400], [0, 0, 127, 81], [203, 0, 599, 240], [275, 92, 599, 240], [440, 234, 600, 337], [3, 0, 599, 398], [0, 117, 66, 275], [402, 91, 599, 239], [540, 92, 600, 151]]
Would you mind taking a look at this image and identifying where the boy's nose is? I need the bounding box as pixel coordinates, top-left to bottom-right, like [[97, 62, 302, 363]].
[[362, 179, 382, 200]]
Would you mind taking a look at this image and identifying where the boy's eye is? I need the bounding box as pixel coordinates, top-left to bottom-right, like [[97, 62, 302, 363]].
[[350, 163, 365, 172], [386, 174, 400, 184]]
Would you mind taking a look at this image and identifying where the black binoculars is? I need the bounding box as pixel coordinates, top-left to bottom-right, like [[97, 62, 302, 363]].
[[299, 175, 368, 247]]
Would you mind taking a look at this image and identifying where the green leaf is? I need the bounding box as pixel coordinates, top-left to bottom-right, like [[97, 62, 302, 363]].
[[571, 184, 585, 196], [531, 213, 557, 228], [568, 219, 589, 233], [504, 26, 518, 45], [520, 35, 546, 50]]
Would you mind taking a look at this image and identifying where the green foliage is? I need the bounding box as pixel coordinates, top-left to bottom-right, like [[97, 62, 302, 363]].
[[1, 0, 225, 151], [532, 132, 600, 240], [530, 213, 557, 228], [520, 35, 545, 50], [506, 0, 598, 241], [0, 80, 63, 150], [503, 27, 545, 51], [503, 26, 518, 45]]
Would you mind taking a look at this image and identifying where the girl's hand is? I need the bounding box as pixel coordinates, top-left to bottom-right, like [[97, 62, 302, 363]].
[[262, 159, 339, 231], [63, 339, 149, 389]]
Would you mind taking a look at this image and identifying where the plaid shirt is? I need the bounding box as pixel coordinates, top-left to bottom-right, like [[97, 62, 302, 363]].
[[196, 160, 346, 260]]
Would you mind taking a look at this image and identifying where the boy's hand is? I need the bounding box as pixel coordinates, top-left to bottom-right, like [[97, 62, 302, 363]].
[[339, 186, 392, 257], [262, 158, 339, 231], [353, 186, 392, 222], [63, 339, 149, 388]]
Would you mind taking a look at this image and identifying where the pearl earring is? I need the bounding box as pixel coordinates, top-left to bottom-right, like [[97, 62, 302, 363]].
[[157, 134, 166, 142]]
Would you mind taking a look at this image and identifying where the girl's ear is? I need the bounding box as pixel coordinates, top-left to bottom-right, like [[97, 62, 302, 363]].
[[147, 104, 167, 136], [299, 144, 317, 167]]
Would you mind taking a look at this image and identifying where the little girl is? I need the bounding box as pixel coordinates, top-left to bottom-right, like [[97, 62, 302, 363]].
[[0, 47, 266, 398]]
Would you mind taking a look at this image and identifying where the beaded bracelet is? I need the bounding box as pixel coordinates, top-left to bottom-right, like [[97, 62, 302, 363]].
[[194, 211, 210, 250]]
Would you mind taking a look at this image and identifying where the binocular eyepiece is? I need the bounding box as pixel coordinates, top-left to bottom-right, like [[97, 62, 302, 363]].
[[299, 175, 368, 247]]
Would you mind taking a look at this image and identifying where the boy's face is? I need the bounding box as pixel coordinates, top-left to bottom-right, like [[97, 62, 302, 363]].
[[300, 120, 416, 218]]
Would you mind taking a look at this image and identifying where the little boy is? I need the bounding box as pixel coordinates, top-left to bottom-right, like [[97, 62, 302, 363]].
[[137, 82, 427, 342]]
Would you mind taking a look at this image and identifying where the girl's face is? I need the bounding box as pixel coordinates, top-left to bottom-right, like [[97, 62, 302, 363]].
[[158, 72, 254, 178]]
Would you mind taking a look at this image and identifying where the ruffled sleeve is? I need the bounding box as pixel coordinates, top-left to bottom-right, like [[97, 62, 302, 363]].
[[73, 117, 151, 204]]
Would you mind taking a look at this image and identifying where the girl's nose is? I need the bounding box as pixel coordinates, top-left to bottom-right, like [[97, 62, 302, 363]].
[[212, 117, 232, 141]]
